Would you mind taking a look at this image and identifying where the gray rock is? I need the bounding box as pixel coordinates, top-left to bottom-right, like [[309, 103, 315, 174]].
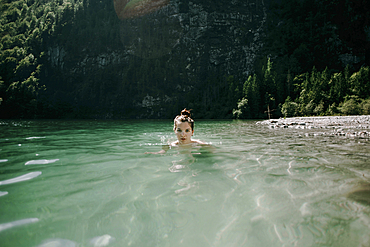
[[257, 116, 370, 139]]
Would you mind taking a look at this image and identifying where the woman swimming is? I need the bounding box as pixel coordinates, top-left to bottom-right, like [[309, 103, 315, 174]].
[[145, 108, 209, 154]]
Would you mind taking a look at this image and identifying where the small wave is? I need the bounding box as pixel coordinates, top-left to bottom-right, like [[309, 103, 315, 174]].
[[90, 234, 116, 247], [0, 218, 39, 232], [38, 238, 77, 247], [0, 191, 8, 197], [26, 137, 46, 140], [0, 171, 42, 185], [25, 159, 59, 165], [0, 159, 8, 163]]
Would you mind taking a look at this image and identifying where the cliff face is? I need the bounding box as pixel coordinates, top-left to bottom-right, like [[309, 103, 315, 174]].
[[121, 0, 267, 69], [46, 0, 270, 118]]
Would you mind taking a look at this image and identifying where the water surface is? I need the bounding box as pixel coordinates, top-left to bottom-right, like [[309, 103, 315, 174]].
[[0, 120, 370, 246]]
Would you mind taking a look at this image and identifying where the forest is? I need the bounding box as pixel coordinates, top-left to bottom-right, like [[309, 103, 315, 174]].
[[0, 0, 369, 119], [233, 0, 370, 119], [0, 0, 123, 118]]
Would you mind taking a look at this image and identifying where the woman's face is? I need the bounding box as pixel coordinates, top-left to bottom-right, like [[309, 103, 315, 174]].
[[174, 121, 194, 144]]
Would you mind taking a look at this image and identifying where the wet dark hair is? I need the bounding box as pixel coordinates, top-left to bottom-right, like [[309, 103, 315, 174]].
[[173, 108, 194, 131]]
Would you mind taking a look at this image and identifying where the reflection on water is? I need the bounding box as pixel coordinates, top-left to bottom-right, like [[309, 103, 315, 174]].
[[0, 120, 370, 246]]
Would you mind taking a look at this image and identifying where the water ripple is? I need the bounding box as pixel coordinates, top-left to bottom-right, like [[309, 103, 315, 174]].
[[1, 120, 370, 246], [0, 218, 39, 232], [0, 171, 42, 185], [25, 159, 59, 165], [0, 191, 8, 197], [38, 238, 77, 247], [89, 234, 115, 247], [274, 223, 302, 246], [25, 137, 46, 140]]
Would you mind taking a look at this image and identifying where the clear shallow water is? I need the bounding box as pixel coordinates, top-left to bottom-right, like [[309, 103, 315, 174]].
[[0, 119, 370, 247]]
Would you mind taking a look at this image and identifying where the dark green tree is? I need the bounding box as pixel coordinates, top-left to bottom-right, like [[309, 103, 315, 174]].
[[243, 74, 260, 118]]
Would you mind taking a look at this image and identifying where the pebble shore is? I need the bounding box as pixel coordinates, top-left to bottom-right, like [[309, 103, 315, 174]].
[[256, 115, 370, 139]]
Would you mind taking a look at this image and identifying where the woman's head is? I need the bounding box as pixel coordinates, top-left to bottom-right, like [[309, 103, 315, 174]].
[[173, 109, 194, 144], [173, 108, 194, 131]]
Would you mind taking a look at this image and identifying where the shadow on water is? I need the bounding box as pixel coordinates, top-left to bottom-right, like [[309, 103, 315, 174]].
[[347, 184, 370, 206]]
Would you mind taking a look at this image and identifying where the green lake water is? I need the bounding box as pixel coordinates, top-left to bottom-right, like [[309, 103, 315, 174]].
[[1, 119, 370, 247]]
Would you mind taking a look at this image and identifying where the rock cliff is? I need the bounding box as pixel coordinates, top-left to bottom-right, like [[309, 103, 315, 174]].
[[46, 0, 271, 118]]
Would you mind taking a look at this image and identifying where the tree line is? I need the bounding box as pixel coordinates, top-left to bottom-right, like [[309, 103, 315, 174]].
[[234, 0, 370, 119], [0, 0, 120, 118], [233, 59, 370, 119]]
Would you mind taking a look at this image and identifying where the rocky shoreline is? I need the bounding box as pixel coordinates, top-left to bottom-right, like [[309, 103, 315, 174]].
[[256, 115, 370, 139]]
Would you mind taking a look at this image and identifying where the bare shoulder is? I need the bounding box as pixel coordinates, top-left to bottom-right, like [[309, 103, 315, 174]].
[[192, 139, 209, 145], [170, 141, 179, 146], [194, 140, 215, 152], [191, 140, 206, 145]]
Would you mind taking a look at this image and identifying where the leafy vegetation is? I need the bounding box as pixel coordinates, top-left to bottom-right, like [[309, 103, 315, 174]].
[[234, 0, 370, 119], [234, 61, 370, 119], [0, 0, 121, 118], [0, 0, 83, 118]]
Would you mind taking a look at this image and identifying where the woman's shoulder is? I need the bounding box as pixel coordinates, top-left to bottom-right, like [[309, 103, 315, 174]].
[[191, 139, 208, 145], [170, 140, 210, 146], [170, 141, 179, 146]]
